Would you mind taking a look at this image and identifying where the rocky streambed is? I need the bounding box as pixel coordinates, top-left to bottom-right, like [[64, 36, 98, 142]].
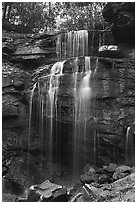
[[2, 161, 135, 202]]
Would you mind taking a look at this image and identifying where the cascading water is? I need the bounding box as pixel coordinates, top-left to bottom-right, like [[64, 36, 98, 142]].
[[28, 82, 37, 147], [29, 29, 103, 179], [93, 57, 99, 165], [125, 122, 135, 163], [125, 126, 130, 163], [56, 30, 88, 60], [28, 62, 65, 164], [72, 56, 92, 177], [46, 61, 65, 163], [28, 82, 37, 167]]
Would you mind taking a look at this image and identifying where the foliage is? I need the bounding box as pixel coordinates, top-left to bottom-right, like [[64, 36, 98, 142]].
[[2, 2, 44, 32], [2, 2, 106, 33], [58, 2, 107, 31]]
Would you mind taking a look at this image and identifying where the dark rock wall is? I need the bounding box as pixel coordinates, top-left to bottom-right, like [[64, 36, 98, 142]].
[[31, 56, 134, 166], [39, 57, 134, 131], [102, 2, 135, 45], [3, 29, 113, 69], [2, 30, 135, 169], [2, 3, 135, 198], [2, 62, 31, 151]]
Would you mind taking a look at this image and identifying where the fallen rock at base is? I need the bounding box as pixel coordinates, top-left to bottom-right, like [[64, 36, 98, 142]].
[[81, 172, 135, 202], [2, 176, 24, 202], [109, 172, 135, 202], [113, 165, 132, 180], [115, 165, 132, 173], [83, 183, 103, 198], [113, 171, 129, 181], [73, 164, 135, 202], [47, 187, 68, 202], [81, 186, 97, 201], [81, 173, 99, 184], [27, 180, 68, 202], [83, 164, 96, 175], [98, 174, 112, 184], [2, 193, 16, 202], [98, 172, 135, 202], [103, 163, 118, 174]]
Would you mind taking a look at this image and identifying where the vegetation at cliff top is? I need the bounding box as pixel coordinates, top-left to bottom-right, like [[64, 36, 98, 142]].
[[2, 2, 107, 33]]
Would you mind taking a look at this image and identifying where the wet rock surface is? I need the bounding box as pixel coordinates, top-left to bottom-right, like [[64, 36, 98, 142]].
[[68, 164, 135, 202], [27, 180, 68, 202], [2, 61, 31, 153], [2, 30, 58, 67], [2, 3, 135, 201], [3, 29, 114, 67], [2, 150, 71, 202], [4, 163, 134, 202], [32, 56, 135, 166]]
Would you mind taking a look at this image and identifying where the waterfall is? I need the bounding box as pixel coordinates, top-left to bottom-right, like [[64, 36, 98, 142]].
[[125, 122, 135, 163], [28, 82, 37, 167], [125, 126, 130, 162], [47, 61, 65, 163], [79, 56, 91, 122], [73, 56, 91, 177], [57, 30, 88, 60], [29, 29, 103, 178], [80, 57, 91, 96], [28, 82, 37, 149], [28, 62, 65, 164]]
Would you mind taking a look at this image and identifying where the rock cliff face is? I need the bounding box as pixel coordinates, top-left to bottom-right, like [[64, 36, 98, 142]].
[[2, 29, 113, 68], [31, 56, 134, 166], [2, 3, 135, 199], [2, 61, 32, 158]]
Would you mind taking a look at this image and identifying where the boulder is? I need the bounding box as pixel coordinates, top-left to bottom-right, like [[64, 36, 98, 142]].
[[113, 165, 132, 180], [83, 163, 96, 175], [102, 3, 135, 45], [113, 172, 129, 181], [81, 185, 99, 201], [2, 177, 24, 196], [83, 183, 102, 198], [97, 172, 135, 202], [76, 172, 135, 202], [98, 174, 112, 184], [103, 163, 118, 174], [81, 173, 98, 184], [2, 193, 16, 202], [3, 155, 35, 190], [110, 172, 135, 202], [27, 180, 68, 202], [115, 165, 132, 173]]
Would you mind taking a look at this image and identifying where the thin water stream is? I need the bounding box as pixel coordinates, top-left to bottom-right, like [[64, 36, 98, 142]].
[[28, 30, 100, 177], [56, 30, 88, 60], [27, 29, 133, 182]]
